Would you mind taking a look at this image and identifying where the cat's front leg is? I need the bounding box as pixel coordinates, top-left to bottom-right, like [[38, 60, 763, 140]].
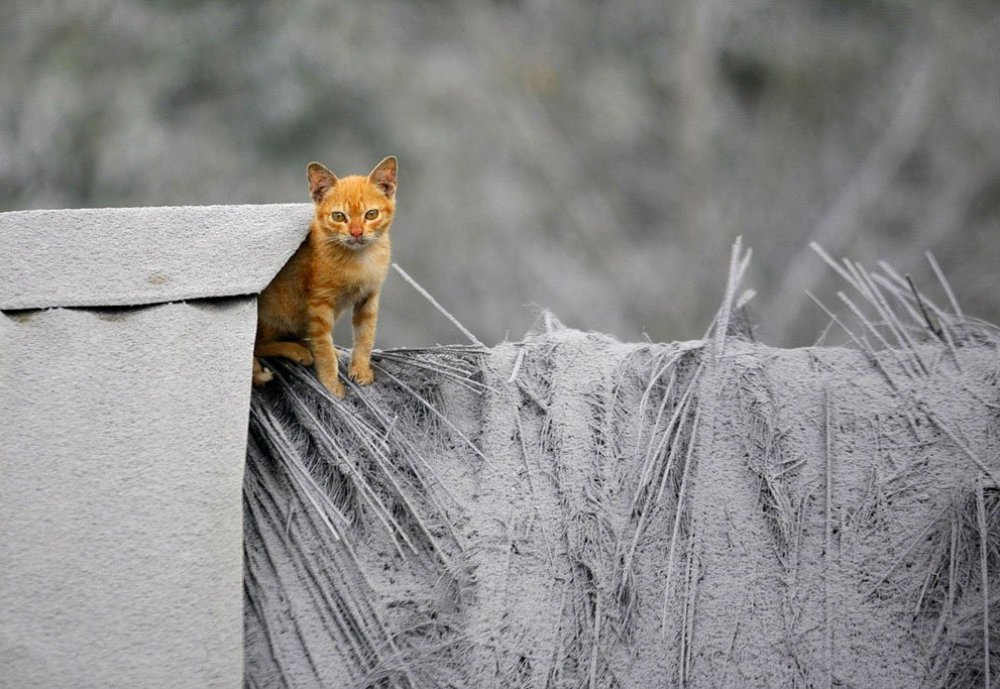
[[348, 292, 380, 385], [307, 298, 345, 399]]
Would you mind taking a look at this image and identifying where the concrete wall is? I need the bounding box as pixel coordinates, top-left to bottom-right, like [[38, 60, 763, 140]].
[[1, 301, 254, 687], [0, 205, 309, 689], [0, 204, 311, 310]]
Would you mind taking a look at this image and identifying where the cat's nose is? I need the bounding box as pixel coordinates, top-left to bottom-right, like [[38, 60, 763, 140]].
[[350, 227, 363, 238]]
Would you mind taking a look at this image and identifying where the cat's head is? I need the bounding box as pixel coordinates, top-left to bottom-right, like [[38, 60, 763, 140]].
[[307, 156, 397, 250]]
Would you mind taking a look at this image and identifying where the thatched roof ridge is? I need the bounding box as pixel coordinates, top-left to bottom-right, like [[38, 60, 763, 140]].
[[246, 321, 1000, 687], [246, 246, 1000, 687]]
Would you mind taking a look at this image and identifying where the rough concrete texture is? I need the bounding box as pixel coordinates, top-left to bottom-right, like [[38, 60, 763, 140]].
[[246, 321, 1000, 688], [1, 299, 256, 688], [0, 204, 311, 310], [0, 202, 312, 688]]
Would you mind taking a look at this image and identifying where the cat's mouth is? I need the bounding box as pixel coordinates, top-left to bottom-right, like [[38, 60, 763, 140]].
[[329, 235, 374, 250], [344, 236, 371, 248]]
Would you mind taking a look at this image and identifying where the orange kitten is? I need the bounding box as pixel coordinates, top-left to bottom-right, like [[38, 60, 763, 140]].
[[253, 156, 397, 398]]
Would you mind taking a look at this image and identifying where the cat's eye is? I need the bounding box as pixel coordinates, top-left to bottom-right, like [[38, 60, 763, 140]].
[[365, 209, 379, 220], [330, 211, 347, 223]]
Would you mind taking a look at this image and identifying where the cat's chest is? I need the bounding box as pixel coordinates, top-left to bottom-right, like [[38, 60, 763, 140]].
[[312, 249, 388, 307]]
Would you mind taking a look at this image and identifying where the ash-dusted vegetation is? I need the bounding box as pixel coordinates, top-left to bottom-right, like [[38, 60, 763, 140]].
[[3, 1, 1000, 345], [245, 249, 1000, 688]]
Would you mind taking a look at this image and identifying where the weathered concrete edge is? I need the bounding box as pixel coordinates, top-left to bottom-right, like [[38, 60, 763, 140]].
[[0, 203, 311, 310]]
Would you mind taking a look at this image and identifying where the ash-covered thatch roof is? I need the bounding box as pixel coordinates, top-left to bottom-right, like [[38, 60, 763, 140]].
[[245, 247, 1000, 688]]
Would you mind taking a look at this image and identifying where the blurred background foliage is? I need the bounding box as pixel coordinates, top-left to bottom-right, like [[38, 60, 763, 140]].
[[2, 0, 998, 347]]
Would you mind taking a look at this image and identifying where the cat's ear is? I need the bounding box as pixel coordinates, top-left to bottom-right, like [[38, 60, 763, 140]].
[[368, 156, 397, 199], [307, 162, 337, 204]]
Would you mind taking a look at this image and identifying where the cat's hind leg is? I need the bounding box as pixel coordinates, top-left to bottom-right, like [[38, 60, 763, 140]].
[[255, 340, 314, 366], [252, 357, 273, 386]]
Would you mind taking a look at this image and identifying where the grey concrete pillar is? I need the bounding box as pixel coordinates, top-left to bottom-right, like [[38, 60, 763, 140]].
[[0, 205, 309, 688]]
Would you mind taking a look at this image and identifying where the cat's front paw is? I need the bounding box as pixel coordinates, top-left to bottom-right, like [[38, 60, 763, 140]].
[[348, 363, 375, 386], [318, 370, 346, 399]]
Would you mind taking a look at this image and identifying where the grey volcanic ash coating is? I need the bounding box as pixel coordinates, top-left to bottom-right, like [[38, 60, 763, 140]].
[[245, 317, 1000, 688]]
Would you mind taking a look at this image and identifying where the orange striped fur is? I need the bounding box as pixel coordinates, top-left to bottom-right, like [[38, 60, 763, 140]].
[[253, 156, 397, 398]]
